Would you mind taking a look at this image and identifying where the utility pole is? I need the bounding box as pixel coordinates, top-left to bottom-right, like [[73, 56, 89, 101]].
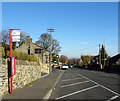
[[99, 44, 101, 66], [104, 39, 105, 67], [47, 28, 54, 74]]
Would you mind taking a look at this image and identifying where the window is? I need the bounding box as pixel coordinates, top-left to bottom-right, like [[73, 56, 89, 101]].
[[28, 45, 30, 55], [35, 49, 41, 54]]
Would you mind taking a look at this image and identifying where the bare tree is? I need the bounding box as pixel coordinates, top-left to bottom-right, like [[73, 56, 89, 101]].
[[1, 29, 9, 58], [52, 39, 61, 55], [2, 29, 9, 44], [39, 33, 61, 54], [39, 33, 51, 49], [18, 32, 28, 47]]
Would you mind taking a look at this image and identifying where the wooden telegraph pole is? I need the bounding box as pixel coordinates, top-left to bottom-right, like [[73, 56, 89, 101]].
[[47, 28, 54, 74], [99, 44, 101, 66], [104, 39, 105, 67]]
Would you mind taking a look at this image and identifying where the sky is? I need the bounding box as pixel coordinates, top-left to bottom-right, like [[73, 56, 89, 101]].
[[2, 2, 118, 58]]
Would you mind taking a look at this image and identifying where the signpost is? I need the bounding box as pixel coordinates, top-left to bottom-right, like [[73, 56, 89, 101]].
[[10, 29, 20, 94]]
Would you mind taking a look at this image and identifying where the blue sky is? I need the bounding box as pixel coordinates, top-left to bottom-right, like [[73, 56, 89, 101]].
[[2, 2, 118, 58]]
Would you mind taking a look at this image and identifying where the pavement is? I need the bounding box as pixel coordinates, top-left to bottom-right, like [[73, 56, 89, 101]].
[[2, 68, 64, 100]]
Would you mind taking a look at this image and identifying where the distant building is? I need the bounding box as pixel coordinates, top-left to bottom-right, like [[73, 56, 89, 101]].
[[90, 55, 99, 65], [109, 54, 120, 65], [15, 36, 50, 63]]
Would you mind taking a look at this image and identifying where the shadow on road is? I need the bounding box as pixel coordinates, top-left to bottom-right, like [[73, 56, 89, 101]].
[[75, 65, 120, 75]]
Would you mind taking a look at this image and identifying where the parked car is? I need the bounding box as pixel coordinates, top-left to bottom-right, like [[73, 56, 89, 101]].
[[61, 64, 69, 70], [53, 62, 59, 68], [69, 65, 73, 68], [58, 62, 62, 69]]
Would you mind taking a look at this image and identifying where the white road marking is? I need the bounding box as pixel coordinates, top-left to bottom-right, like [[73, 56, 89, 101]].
[[62, 77, 83, 82], [56, 85, 99, 100], [107, 95, 119, 101], [61, 81, 89, 88], [41, 74, 49, 78], [43, 71, 65, 99], [78, 74, 120, 96]]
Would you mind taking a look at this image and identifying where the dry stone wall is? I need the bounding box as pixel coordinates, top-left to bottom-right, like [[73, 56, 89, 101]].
[[0, 59, 49, 95]]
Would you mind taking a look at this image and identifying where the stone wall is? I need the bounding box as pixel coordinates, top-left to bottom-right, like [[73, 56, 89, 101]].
[[0, 59, 49, 95]]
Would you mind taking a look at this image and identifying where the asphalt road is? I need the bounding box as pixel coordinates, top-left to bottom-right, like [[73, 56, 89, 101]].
[[50, 67, 120, 100]]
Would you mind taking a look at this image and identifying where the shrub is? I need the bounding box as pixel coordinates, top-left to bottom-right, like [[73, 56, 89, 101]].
[[24, 53, 29, 61], [31, 55, 37, 62], [2, 47, 5, 57], [4, 50, 37, 62], [7, 50, 10, 58], [12, 50, 20, 59]]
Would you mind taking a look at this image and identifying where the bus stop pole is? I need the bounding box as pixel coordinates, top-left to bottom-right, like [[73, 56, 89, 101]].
[[10, 29, 13, 94]]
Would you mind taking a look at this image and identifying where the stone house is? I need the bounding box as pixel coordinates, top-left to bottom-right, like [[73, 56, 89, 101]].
[[90, 55, 99, 65], [15, 36, 50, 63], [109, 54, 120, 65]]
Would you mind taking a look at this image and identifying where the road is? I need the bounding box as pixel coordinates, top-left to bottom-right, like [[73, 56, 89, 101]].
[[50, 67, 120, 100]]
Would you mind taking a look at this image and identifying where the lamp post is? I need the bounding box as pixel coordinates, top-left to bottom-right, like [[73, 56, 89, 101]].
[[47, 28, 54, 74]]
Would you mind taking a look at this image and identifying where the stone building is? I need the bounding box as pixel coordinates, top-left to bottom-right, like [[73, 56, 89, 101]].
[[15, 36, 50, 63]]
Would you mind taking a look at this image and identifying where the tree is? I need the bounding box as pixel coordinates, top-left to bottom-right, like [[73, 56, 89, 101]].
[[18, 32, 28, 47], [53, 55, 57, 62], [100, 44, 109, 66], [59, 55, 68, 64], [12, 42, 16, 50], [81, 55, 91, 65], [52, 39, 61, 55], [39, 33, 61, 54], [39, 33, 50, 49], [1, 29, 9, 44], [1, 29, 9, 58]]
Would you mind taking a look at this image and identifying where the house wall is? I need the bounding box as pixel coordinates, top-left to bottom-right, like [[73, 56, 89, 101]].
[[15, 43, 42, 55], [15, 42, 50, 63]]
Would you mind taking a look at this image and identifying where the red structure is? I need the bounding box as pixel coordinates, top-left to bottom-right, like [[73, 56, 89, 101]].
[[9, 29, 20, 94]]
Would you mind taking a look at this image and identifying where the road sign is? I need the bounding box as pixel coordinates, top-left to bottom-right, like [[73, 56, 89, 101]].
[[12, 30, 20, 35], [12, 30, 20, 42], [12, 36, 20, 42]]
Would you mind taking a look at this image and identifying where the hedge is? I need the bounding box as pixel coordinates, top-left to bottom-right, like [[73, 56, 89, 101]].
[[0, 47, 5, 58], [2, 47, 5, 57], [5, 49, 37, 62]]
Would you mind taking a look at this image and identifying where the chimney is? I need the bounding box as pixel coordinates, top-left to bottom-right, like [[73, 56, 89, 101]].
[[26, 36, 32, 44], [35, 41, 40, 46]]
